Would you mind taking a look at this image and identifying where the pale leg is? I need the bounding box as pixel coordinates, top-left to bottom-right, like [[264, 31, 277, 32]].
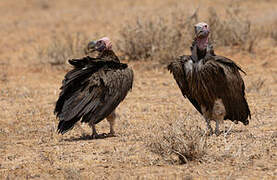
[[89, 121, 99, 139], [92, 124, 97, 135], [201, 105, 213, 136], [213, 99, 225, 136], [106, 111, 116, 137], [205, 117, 213, 136], [215, 119, 221, 136]]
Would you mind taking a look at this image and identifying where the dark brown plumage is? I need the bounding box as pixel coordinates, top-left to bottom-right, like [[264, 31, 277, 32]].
[[168, 22, 250, 135], [54, 38, 133, 138]]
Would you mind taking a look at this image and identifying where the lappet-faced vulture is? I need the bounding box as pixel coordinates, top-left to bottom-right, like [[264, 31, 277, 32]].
[[168, 22, 251, 136], [54, 37, 134, 139]]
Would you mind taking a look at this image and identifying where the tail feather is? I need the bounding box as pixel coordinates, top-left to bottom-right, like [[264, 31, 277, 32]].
[[57, 117, 79, 134]]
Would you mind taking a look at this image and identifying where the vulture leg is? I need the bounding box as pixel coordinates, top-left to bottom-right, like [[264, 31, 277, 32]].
[[215, 120, 221, 136], [106, 111, 116, 137], [213, 99, 226, 136], [89, 121, 105, 139], [205, 118, 213, 136], [201, 105, 213, 135], [90, 123, 99, 139]]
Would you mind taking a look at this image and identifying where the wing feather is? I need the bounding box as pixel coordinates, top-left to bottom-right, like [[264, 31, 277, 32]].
[[168, 55, 250, 124], [212, 56, 251, 123], [194, 56, 251, 124], [168, 56, 202, 114], [88, 68, 134, 124], [55, 57, 133, 134]]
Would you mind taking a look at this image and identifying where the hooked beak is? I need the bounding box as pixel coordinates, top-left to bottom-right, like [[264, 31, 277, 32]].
[[85, 40, 97, 54], [197, 28, 210, 38]]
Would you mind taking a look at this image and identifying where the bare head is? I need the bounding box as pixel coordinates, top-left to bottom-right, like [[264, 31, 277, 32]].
[[194, 22, 210, 50], [194, 22, 210, 39], [86, 37, 112, 54]]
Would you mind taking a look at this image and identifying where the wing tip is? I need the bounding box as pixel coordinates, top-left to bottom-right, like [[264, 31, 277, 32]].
[[167, 62, 174, 72], [57, 120, 75, 135], [238, 67, 247, 75], [243, 119, 249, 126]]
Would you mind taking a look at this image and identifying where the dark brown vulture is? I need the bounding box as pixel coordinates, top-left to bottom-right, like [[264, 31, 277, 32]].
[[54, 37, 134, 138], [168, 22, 251, 136]]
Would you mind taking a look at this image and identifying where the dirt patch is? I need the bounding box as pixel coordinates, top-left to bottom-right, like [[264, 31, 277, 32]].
[[0, 0, 277, 179]]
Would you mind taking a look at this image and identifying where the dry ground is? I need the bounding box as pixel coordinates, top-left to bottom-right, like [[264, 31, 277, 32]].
[[0, 0, 277, 179]]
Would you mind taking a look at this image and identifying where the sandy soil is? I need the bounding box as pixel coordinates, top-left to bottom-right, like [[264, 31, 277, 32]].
[[0, 0, 276, 179]]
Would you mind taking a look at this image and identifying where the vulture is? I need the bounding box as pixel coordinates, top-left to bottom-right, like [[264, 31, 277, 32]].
[[54, 37, 134, 138], [168, 22, 251, 136]]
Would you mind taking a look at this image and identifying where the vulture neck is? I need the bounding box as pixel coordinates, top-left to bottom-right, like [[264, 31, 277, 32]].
[[97, 50, 120, 63], [191, 36, 209, 62]]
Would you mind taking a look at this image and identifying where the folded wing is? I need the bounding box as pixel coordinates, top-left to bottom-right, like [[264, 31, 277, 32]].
[[54, 57, 133, 134], [168, 56, 202, 114], [168, 55, 250, 125]]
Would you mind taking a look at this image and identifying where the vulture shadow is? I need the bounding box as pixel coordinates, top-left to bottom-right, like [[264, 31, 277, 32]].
[[64, 133, 115, 142]]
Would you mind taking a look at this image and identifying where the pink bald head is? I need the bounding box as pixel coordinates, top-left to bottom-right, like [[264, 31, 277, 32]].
[[194, 22, 210, 50], [98, 37, 112, 50], [194, 22, 210, 38]]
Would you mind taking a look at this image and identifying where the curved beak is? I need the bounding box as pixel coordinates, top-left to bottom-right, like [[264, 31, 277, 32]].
[[85, 40, 97, 54], [197, 27, 210, 38]]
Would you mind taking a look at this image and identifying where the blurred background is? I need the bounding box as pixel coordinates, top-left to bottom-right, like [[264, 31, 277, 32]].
[[1, 0, 277, 65], [0, 0, 276, 179]]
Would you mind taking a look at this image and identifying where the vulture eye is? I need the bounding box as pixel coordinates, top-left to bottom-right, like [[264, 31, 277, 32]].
[[204, 25, 207, 28]]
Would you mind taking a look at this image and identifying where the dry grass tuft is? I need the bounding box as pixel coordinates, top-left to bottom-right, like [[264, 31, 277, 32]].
[[118, 5, 263, 62], [146, 114, 207, 164], [1, 0, 277, 178], [207, 6, 258, 52], [270, 21, 277, 44], [246, 77, 266, 93], [117, 10, 198, 63], [37, 32, 89, 66], [271, 32, 277, 44], [0, 62, 9, 83], [0, 72, 8, 83], [37, 0, 51, 10], [63, 168, 81, 180]]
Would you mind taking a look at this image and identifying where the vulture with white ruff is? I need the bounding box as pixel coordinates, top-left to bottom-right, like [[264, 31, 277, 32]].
[[168, 22, 251, 135], [54, 37, 134, 138]]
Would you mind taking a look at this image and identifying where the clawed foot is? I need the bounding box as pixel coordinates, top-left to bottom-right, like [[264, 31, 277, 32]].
[[206, 130, 222, 136], [90, 133, 116, 139], [106, 133, 117, 137], [90, 133, 106, 139], [215, 130, 221, 136], [205, 130, 213, 136]]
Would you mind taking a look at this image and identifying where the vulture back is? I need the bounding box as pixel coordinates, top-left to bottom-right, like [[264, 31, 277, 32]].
[[54, 55, 133, 134], [168, 54, 250, 125]]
